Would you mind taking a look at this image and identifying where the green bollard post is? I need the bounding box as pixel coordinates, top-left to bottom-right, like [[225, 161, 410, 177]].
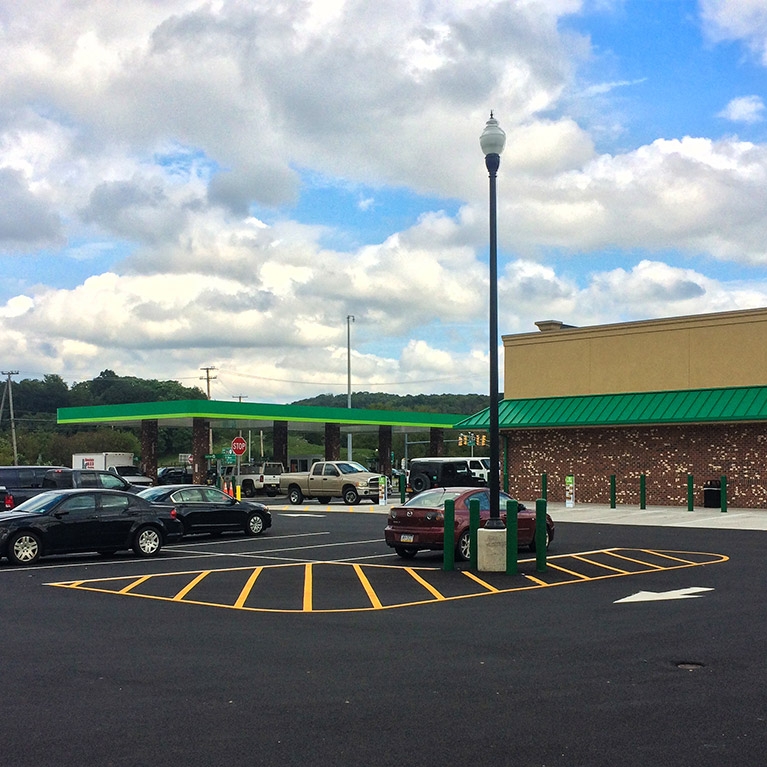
[[687, 474, 694, 511], [541, 473, 548, 501], [721, 475, 727, 513], [399, 473, 406, 504], [535, 499, 547, 573], [469, 498, 480, 570], [610, 474, 616, 509], [442, 500, 455, 572], [505, 499, 518, 575], [640, 474, 646, 509]]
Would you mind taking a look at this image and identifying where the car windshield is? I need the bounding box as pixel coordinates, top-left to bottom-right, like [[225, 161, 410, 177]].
[[336, 462, 369, 475], [8, 491, 64, 514], [404, 489, 464, 508]]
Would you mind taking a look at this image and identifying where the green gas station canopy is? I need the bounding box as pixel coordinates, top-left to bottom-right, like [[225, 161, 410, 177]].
[[57, 399, 464, 432]]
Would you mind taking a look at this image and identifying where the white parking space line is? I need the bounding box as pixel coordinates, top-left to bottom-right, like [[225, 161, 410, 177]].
[[0, 532, 337, 574], [168, 531, 330, 548]]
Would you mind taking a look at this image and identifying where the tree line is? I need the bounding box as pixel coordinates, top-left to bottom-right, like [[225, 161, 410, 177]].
[[0, 371, 488, 467]]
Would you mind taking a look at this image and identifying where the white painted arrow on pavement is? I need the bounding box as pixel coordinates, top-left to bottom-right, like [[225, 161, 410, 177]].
[[614, 587, 714, 603]]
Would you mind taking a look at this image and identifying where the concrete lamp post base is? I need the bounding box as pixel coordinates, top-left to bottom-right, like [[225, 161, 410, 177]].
[[477, 527, 507, 572]]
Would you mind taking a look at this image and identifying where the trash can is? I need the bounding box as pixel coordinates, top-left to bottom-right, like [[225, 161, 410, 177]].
[[703, 479, 721, 508]]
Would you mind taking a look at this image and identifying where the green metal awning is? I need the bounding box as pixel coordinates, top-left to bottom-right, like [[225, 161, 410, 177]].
[[454, 386, 767, 430], [57, 400, 464, 432]]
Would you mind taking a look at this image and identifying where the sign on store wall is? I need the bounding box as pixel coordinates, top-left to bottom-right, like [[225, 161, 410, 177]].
[[565, 474, 575, 508]]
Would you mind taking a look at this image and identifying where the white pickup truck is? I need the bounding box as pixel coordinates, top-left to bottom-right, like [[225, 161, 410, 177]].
[[221, 462, 283, 497]]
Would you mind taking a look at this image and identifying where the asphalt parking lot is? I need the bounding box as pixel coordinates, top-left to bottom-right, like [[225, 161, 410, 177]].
[[1, 502, 765, 767]]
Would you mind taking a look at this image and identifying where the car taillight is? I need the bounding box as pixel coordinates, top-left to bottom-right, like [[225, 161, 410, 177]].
[[259, 475, 264, 482], [170, 508, 178, 519], [4, 494, 14, 510], [425, 511, 444, 522]]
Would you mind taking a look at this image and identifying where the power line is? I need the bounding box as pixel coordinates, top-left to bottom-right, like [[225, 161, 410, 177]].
[[216, 368, 469, 387]]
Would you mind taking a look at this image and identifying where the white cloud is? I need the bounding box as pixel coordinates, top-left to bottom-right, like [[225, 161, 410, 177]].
[[700, 0, 767, 65], [0, 1, 766, 401], [718, 95, 766, 124]]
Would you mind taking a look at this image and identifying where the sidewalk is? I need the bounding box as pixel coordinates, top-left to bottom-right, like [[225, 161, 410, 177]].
[[543, 501, 767, 531], [274, 498, 767, 530]]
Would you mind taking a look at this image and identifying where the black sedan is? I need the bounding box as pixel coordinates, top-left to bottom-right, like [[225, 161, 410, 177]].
[[138, 484, 272, 537], [0, 489, 183, 565]]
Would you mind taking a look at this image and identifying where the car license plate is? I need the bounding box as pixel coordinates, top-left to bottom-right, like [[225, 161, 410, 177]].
[[400, 533, 414, 543]]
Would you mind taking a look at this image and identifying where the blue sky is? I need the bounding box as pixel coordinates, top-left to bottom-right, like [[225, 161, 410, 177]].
[[1, 0, 767, 401]]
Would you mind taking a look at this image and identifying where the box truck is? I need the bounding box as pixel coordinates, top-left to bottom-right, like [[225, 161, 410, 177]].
[[71, 452, 153, 486]]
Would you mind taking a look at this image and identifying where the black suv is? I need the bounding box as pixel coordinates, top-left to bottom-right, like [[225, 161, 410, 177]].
[[408, 458, 486, 494], [41, 468, 139, 493], [0, 465, 67, 509], [157, 466, 194, 485]]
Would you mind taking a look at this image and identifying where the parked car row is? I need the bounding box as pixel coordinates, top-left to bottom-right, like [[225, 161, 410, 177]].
[[0, 483, 272, 566], [0, 465, 222, 511]]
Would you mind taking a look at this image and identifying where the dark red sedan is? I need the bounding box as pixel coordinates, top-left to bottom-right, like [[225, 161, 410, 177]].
[[384, 487, 554, 561]]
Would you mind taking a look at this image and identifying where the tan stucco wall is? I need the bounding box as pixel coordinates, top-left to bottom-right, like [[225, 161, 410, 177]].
[[503, 308, 767, 399]]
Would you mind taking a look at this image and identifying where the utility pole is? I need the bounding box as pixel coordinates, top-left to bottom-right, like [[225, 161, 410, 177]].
[[200, 366, 217, 456], [347, 315, 354, 461], [200, 366, 217, 399], [1, 371, 19, 465]]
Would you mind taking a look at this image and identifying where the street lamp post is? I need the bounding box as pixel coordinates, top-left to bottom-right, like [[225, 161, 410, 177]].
[[347, 314, 355, 461], [480, 112, 506, 529]]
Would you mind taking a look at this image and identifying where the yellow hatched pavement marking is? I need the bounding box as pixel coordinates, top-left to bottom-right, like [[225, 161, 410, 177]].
[[119, 575, 151, 594], [404, 567, 446, 600], [462, 571, 500, 592], [642, 549, 698, 565], [45, 548, 729, 613], [546, 562, 592, 580], [173, 571, 211, 601], [572, 554, 629, 575], [303, 563, 313, 612], [353, 563, 383, 609], [234, 567, 263, 608], [606, 550, 664, 569]]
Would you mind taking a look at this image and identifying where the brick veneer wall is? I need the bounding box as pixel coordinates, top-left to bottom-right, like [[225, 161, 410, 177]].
[[505, 423, 767, 508]]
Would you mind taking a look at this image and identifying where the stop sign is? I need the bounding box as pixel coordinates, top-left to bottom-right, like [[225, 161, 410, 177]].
[[231, 436, 247, 456]]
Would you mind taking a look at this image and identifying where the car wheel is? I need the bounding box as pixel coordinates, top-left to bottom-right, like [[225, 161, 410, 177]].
[[529, 527, 551, 552], [288, 486, 303, 504], [8, 532, 41, 565], [266, 487, 278, 497], [133, 526, 162, 557], [343, 487, 360, 505], [394, 546, 418, 559], [455, 529, 471, 561], [317, 496, 331, 505], [242, 482, 255, 498], [245, 512, 265, 536], [410, 473, 429, 493]]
